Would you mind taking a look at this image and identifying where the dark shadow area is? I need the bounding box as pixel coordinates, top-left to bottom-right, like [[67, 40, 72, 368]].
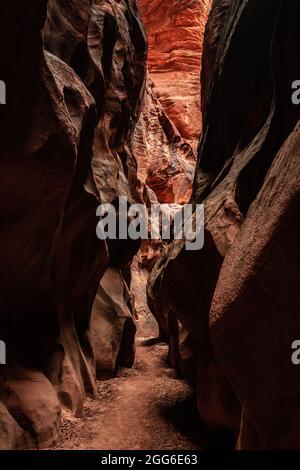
[[159, 392, 236, 450], [139, 336, 162, 347]]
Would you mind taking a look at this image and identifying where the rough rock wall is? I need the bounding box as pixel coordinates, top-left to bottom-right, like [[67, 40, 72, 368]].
[[138, 0, 212, 150], [149, 0, 300, 448], [133, 76, 195, 205], [0, 0, 146, 449]]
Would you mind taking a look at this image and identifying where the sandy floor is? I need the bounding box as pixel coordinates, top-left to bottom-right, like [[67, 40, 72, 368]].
[[52, 335, 216, 450]]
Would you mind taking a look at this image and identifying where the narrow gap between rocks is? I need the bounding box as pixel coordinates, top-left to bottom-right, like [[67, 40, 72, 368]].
[[53, 318, 224, 450]]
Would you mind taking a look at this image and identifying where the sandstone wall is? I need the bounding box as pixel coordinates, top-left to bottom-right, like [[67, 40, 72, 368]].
[[138, 0, 212, 150], [0, 0, 146, 448], [149, 0, 300, 448]]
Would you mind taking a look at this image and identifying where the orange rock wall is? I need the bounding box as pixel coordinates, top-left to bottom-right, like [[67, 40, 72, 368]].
[[138, 0, 212, 150]]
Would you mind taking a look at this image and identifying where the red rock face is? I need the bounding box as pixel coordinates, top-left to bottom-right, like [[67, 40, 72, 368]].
[[130, 0, 213, 328], [131, 2, 212, 322], [133, 76, 195, 205], [138, 0, 212, 149]]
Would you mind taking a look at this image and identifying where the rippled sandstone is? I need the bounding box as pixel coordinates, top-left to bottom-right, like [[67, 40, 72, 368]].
[[138, 0, 212, 150]]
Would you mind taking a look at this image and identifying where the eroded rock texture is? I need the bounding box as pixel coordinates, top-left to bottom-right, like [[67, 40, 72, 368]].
[[45, 0, 147, 380], [0, 0, 146, 448], [133, 76, 195, 204], [149, 0, 300, 448], [138, 0, 211, 150], [45, 0, 147, 205]]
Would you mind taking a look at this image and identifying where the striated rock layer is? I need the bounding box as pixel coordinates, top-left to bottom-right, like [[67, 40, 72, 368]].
[[133, 75, 195, 205], [138, 0, 212, 150], [149, 0, 300, 449]]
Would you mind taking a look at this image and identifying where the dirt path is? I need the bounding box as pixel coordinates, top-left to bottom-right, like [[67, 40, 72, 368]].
[[54, 336, 212, 450]]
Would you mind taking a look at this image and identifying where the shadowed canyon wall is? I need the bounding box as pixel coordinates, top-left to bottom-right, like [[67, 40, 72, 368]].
[[0, 1, 106, 449], [44, 0, 147, 381], [0, 0, 147, 448], [149, 0, 300, 449]]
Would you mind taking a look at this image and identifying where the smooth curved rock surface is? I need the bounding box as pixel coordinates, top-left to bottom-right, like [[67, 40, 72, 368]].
[[0, 1, 107, 446], [45, 0, 146, 380], [0, 0, 146, 448], [211, 122, 300, 449], [91, 267, 136, 379]]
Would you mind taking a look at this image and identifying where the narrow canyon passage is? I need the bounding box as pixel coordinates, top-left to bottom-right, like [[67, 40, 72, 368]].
[[45, 0, 213, 451], [53, 324, 214, 451], [1, 0, 299, 453]]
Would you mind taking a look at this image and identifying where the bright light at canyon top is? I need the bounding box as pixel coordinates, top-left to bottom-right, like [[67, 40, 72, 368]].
[[137, 0, 212, 151]]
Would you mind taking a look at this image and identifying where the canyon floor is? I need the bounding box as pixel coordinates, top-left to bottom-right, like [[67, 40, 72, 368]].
[[52, 326, 219, 450]]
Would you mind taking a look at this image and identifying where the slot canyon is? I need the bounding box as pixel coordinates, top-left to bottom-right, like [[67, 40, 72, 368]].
[[0, 0, 299, 451]]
